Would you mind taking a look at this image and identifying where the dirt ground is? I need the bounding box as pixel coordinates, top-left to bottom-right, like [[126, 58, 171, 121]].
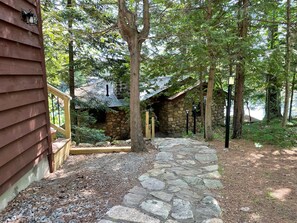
[[211, 139, 297, 223], [0, 142, 157, 223], [1, 138, 297, 222]]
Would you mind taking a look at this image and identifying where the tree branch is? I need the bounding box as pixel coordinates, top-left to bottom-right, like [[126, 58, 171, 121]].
[[118, 0, 136, 41], [139, 0, 150, 43]]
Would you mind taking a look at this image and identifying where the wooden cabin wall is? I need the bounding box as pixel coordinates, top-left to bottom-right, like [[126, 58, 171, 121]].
[[0, 0, 52, 196]]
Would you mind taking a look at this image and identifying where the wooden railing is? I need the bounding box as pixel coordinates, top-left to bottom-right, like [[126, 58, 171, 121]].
[[47, 84, 72, 139]]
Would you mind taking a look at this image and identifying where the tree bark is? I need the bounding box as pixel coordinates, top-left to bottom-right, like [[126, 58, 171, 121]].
[[129, 37, 145, 151], [199, 71, 205, 135], [282, 0, 291, 127], [67, 0, 75, 112], [266, 2, 282, 122], [288, 70, 295, 121], [204, 0, 216, 141], [117, 0, 150, 152], [205, 63, 215, 141], [232, 0, 248, 139]]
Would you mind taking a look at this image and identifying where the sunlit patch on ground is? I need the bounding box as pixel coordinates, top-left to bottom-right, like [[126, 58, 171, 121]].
[[268, 188, 292, 201]]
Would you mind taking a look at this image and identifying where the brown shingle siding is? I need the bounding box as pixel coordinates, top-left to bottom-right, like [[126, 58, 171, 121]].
[[0, 0, 52, 196]]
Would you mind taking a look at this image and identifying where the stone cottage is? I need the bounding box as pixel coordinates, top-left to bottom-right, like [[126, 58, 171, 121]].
[[75, 77, 225, 139]]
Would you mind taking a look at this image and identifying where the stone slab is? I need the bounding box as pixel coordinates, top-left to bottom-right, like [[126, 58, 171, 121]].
[[129, 186, 147, 196], [203, 179, 223, 189], [167, 179, 189, 188], [123, 193, 145, 207], [150, 191, 173, 202], [141, 177, 165, 190], [202, 165, 219, 172], [107, 206, 160, 223], [140, 199, 171, 219], [156, 152, 174, 162], [171, 199, 193, 220], [202, 219, 223, 223], [195, 154, 218, 163]]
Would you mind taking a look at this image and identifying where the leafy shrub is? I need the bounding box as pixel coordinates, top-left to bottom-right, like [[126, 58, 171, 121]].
[[72, 110, 110, 145], [72, 126, 109, 145]]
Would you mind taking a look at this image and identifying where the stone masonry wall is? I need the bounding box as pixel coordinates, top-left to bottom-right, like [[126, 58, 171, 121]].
[[158, 90, 225, 135], [104, 110, 129, 140]]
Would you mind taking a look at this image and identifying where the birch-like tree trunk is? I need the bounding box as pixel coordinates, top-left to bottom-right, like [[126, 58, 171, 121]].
[[117, 0, 150, 152]]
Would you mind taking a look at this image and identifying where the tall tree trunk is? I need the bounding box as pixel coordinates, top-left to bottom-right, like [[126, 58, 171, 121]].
[[232, 0, 248, 139], [266, 1, 282, 122], [204, 0, 215, 141], [199, 71, 205, 136], [129, 37, 145, 150], [282, 0, 291, 127], [68, 0, 75, 111], [205, 63, 215, 141], [289, 70, 295, 121], [117, 0, 150, 152]]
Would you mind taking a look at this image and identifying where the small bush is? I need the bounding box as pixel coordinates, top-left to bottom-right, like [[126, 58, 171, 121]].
[[73, 126, 110, 145], [243, 119, 297, 148]]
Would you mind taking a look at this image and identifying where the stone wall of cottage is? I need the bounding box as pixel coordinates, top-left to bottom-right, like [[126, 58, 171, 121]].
[[104, 109, 130, 140], [158, 91, 225, 135]]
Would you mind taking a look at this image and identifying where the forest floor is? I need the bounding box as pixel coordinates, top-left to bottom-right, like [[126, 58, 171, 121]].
[[1, 138, 296, 222], [211, 139, 297, 223]]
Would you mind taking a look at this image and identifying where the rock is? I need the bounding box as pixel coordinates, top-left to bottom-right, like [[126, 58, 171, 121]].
[[198, 147, 217, 154], [106, 206, 160, 223], [240, 207, 251, 212], [154, 163, 172, 169], [203, 179, 223, 189], [176, 160, 196, 165], [168, 186, 181, 193], [156, 152, 174, 162], [129, 186, 147, 196], [202, 165, 219, 172], [150, 191, 173, 202], [123, 193, 145, 207], [165, 220, 179, 223], [148, 168, 165, 177], [195, 154, 218, 163], [176, 189, 202, 201], [171, 199, 193, 220], [202, 218, 223, 223], [140, 178, 165, 190], [183, 176, 204, 186], [167, 179, 189, 188], [162, 172, 178, 180], [98, 220, 115, 223], [202, 196, 222, 216], [138, 173, 150, 181], [173, 168, 203, 176], [140, 199, 171, 219], [198, 171, 221, 179]]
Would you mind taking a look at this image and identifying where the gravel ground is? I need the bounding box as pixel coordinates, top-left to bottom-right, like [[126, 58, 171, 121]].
[[0, 143, 158, 223]]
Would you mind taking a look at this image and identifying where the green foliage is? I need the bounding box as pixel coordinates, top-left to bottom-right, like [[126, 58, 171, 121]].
[[243, 119, 297, 148], [72, 110, 110, 145], [73, 126, 109, 145]]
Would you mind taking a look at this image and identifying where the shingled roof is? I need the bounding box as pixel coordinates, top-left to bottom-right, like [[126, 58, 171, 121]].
[[75, 76, 172, 108]]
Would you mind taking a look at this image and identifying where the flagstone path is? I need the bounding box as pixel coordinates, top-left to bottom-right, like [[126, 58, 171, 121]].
[[99, 138, 223, 223]]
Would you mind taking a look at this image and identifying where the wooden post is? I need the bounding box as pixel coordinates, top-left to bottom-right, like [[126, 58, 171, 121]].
[[148, 124, 151, 139], [151, 116, 155, 139], [145, 111, 150, 139], [64, 98, 71, 139]]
